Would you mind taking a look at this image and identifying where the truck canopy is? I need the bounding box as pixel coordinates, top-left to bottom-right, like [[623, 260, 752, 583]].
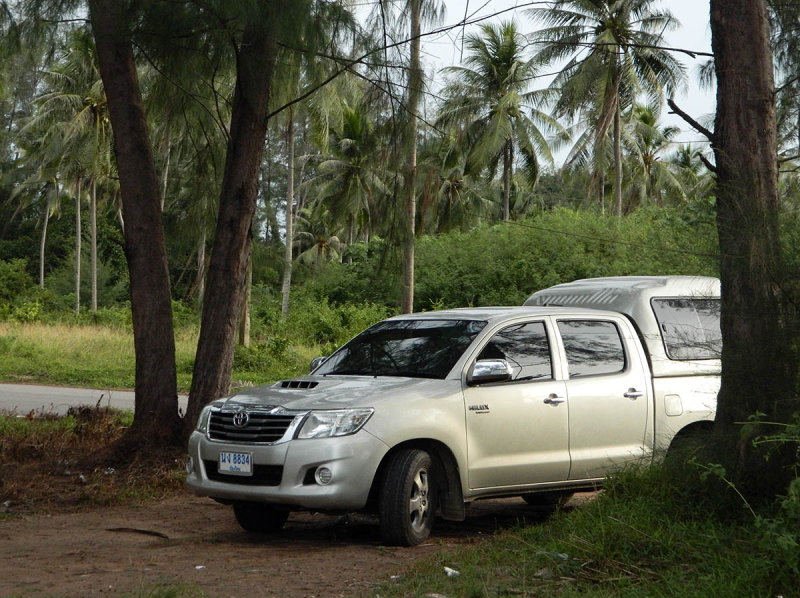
[[524, 276, 721, 378]]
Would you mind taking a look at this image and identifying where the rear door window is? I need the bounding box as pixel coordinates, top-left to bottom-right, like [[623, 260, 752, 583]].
[[651, 298, 721, 360], [557, 320, 626, 377]]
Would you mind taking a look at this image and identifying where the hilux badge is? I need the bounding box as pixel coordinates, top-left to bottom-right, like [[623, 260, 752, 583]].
[[469, 404, 490, 414], [232, 410, 250, 428]]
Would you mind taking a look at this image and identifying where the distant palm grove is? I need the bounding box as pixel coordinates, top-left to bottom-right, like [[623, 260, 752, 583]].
[[0, 0, 798, 323]]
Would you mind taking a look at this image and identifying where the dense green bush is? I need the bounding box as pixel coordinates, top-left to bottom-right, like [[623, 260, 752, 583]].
[[302, 205, 719, 309]]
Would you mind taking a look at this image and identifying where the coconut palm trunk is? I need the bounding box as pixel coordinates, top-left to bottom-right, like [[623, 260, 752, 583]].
[[39, 205, 49, 288], [281, 108, 295, 318], [90, 179, 98, 312], [401, 0, 422, 314], [613, 103, 623, 217], [74, 178, 81, 314], [502, 139, 513, 221]]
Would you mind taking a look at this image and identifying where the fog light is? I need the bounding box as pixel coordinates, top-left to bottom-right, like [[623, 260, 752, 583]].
[[315, 466, 333, 485], [185, 456, 194, 475]]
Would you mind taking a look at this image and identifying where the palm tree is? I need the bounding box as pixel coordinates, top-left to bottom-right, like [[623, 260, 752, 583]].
[[416, 132, 495, 233], [307, 99, 389, 247], [438, 21, 563, 221], [528, 0, 685, 216], [667, 144, 714, 204], [23, 27, 114, 312], [622, 104, 683, 209]]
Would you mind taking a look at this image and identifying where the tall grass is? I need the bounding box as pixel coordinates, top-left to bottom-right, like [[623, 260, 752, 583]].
[[0, 320, 335, 392]]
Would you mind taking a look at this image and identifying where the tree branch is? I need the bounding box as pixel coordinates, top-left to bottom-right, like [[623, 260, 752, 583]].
[[699, 154, 717, 174], [667, 98, 715, 143]]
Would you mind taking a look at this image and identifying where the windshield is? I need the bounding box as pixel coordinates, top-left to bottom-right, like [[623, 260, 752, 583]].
[[315, 319, 487, 379]]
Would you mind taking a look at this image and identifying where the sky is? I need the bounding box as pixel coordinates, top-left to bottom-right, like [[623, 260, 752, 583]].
[[413, 0, 716, 163]]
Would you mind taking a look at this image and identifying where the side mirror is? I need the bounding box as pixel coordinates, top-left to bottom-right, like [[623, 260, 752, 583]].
[[467, 359, 513, 386], [309, 356, 328, 373]]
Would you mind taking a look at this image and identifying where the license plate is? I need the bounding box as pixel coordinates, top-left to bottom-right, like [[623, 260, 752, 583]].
[[218, 451, 253, 475]]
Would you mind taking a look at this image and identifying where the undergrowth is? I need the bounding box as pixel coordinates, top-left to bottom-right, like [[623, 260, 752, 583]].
[[0, 407, 185, 515], [378, 461, 800, 597]]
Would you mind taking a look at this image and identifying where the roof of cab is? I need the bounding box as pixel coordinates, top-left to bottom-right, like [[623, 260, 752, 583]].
[[385, 305, 624, 323]]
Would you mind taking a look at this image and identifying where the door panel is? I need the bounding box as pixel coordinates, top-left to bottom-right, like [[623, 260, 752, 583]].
[[557, 319, 650, 479], [463, 320, 570, 489], [464, 380, 569, 488]]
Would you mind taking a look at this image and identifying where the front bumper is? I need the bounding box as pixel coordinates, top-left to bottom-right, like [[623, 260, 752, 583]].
[[186, 428, 390, 510]]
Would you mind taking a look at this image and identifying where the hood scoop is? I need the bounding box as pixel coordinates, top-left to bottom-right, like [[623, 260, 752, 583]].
[[279, 380, 319, 390]]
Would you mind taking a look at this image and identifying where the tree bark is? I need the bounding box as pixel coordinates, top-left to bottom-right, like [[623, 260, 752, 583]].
[[89, 0, 181, 446], [709, 0, 798, 499], [185, 14, 279, 431], [401, 0, 422, 314]]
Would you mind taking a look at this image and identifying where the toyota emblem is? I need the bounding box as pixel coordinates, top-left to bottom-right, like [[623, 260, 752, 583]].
[[232, 410, 249, 428]]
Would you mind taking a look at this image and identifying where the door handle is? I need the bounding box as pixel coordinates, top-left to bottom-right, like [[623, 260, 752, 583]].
[[624, 388, 644, 400], [544, 394, 566, 405]]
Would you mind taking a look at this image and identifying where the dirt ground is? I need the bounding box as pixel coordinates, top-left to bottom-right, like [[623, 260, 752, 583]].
[[0, 491, 579, 597]]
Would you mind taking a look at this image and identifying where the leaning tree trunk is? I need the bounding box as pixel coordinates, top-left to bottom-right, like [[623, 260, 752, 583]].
[[185, 15, 279, 432], [89, 0, 181, 447], [709, 0, 799, 500], [39, 195, 50, 288]]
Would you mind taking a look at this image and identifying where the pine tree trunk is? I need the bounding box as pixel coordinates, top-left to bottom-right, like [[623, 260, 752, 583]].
[[186, 13, 280, 432], [89, 0, 181, 446], [709, 0, 799, 500]]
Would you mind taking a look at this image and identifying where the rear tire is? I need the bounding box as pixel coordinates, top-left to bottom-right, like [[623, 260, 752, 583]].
[[233, 502, 289, 533], [379, 449, 437, 546]]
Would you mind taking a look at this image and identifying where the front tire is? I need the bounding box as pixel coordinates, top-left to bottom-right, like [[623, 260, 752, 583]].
[[379, 449, 436, 546], [233, 502, 289, 533]]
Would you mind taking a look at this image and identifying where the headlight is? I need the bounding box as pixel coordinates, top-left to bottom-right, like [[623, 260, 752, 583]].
[[195, 405, 213, 433], [296, 408, 374, 439]]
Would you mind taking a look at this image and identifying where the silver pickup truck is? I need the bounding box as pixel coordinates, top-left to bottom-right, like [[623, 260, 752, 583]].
[[186, 276, 720, 545]]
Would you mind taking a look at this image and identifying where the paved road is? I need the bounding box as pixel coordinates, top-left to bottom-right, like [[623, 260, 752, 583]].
[[0, 383, 187, 416]]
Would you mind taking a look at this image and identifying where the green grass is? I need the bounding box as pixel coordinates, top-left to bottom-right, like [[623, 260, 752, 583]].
[[0, 321, 315, 392], [377, 467, 800, 598]]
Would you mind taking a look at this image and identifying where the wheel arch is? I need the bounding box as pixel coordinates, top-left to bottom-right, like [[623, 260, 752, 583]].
[[665, 419, 714, 459], [368, 439, 465, 522]]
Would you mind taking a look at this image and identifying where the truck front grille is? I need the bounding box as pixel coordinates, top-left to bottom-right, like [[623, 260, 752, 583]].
[[208, 411, 297, 443], [203, 461, 283, 486]]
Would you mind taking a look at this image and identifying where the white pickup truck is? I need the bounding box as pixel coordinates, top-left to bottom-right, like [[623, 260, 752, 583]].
[[186, 276, 720, 545]]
